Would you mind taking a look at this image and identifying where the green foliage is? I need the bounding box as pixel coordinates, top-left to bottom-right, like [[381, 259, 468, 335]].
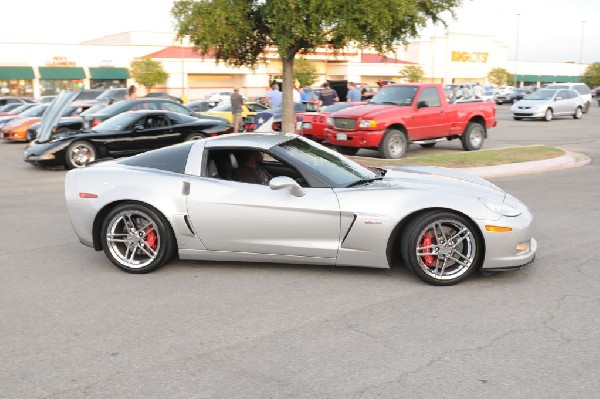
[[294, 58, 318, 87], [129, 58, 169, 90], [582, 62, 600, 88], [398, 65, 425, 82], [171, 0, 462, 131], [487, 67, 512, 86]]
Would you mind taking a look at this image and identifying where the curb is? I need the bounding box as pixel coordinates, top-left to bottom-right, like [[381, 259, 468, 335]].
[[457, 150, 591, 178]]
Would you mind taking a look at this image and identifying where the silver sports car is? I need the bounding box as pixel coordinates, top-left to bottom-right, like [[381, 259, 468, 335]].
[[65, 133, 536, 285]]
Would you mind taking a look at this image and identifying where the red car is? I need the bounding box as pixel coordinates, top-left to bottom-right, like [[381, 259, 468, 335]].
[[295, 102, 365, 142]]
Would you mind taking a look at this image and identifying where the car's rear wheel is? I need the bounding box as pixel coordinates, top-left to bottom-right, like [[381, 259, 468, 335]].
[[66, 140, 96, 169], [573, 106, 583, 119], [400, 211, 483, 286], [419, 143, 436, 148], [461, 122, 485, 151], [100, 203, 175, 274], [544, 108, 553, 122], [379, 128, 408, 159], [336, 146, 359, 156], [184, 133, 207, 141]]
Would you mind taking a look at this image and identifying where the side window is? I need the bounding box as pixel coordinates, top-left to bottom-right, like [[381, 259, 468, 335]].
[[556, 90, 568, 99], [145, 115, 170, 129], [161, 101, 191, 115], [131, 117, 146, 130], [418, 87, 442, 107]]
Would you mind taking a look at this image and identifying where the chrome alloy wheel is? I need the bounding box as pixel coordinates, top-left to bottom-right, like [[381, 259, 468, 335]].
[[105, 210, 160, 269], [415, 219, 477, 281], [69, 143, 96, 167]]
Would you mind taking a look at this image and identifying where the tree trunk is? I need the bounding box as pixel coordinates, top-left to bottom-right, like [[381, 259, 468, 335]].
[[281, 52, 295, 134]]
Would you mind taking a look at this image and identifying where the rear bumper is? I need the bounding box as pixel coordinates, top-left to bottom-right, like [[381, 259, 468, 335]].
[[324, 128, 385, 147]]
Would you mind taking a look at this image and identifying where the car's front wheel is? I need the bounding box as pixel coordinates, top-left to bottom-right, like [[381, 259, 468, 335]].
[[100, 203, 176, 273], [573, 106, 583, 119], [400, 211, 483, 285], [65, 140, 96, 169], [461, 122, 485, 151], [544, 108, 553, 122]]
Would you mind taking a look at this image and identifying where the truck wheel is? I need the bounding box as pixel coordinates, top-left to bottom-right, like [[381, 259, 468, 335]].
[[336, 146, 359, 156], [379, 129, 408, 159], [461, 122, 485, 151]]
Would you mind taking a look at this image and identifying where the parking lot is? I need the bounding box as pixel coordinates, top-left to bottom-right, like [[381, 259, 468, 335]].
[[1, 105, 599, 398]]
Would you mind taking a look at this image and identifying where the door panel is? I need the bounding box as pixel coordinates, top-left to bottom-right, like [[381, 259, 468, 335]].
[[186, 178, 341, 258]]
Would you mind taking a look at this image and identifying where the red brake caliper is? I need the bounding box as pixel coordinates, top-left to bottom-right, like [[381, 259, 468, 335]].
[[144, 225, 157, 250], [421, 231, 436, 267]]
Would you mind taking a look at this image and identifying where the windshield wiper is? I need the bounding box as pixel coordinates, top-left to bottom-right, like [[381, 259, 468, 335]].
[[371, 101, 399, 105], [346, 177, 383, 188]]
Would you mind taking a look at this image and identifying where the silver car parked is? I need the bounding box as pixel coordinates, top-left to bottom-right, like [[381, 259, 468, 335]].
[[510, 89, 585, 121]]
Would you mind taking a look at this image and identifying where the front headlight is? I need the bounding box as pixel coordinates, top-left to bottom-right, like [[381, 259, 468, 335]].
[[326, 117, 333, 127], [358, 119, 377, 128], [479, 198, 521, 217]]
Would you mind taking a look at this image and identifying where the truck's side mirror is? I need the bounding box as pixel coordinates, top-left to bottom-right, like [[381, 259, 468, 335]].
[[417, 101, 429, 108]]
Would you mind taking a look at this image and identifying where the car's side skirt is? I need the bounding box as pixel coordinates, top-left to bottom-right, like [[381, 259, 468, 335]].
[[179, 249, 336, 266]]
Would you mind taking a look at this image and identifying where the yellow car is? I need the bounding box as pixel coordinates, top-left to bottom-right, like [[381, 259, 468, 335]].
[[200, 101, 267, 123]]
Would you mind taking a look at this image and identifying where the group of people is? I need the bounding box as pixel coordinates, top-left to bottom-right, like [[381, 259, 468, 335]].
[[262, 81, 363, 109], [450, 82, 484, 102]]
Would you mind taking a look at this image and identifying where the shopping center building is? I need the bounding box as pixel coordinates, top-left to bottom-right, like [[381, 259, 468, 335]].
[[0, 31, 588, 100]]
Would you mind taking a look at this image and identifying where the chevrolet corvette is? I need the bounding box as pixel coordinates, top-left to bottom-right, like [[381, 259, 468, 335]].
[[64, 133, 536, 285]]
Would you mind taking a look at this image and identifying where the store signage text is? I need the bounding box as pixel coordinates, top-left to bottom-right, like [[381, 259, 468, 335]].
[[45, 56, 76, 66], [451, 51, 489, 63]]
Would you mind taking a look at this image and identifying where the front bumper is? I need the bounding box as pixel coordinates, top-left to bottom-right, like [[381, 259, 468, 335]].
[[23, 140, 69, 165], [324, 128, 385, 147], [511, 108, 545, 118]]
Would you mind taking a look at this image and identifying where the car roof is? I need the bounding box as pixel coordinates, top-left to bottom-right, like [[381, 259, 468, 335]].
[[203, 133, 296, 149]]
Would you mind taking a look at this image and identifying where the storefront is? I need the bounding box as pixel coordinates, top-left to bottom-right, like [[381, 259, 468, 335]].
[[38, 66, 86, 96], [0, 67, 35, 97], [89, 67, 129, 89]]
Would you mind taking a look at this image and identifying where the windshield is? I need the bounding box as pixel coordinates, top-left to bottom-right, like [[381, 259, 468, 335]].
[[95, 90, 117, 101], [524, 89, 556, 100], [94, 112, 140, 132], [21, 105, 47, 117], [370, 85, 418, 106], [80, 104, 105, 116], [271, 137, 376, 188], [10, 104, 32, 114], [321, 103, 354, 113]]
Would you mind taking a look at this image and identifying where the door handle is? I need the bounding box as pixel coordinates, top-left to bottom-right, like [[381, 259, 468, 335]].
[[182, 181, 190, 196]]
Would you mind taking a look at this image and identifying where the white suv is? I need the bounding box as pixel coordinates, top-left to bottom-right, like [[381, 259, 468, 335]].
[[544, 83, 592, 112]]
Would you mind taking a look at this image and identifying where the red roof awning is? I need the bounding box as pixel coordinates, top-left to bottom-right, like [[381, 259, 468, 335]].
[[144, 46, 214, 59], [360, 54, 415, 64]]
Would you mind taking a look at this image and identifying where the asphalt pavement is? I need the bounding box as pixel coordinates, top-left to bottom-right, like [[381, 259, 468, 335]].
[[1, 105, 599, 398]]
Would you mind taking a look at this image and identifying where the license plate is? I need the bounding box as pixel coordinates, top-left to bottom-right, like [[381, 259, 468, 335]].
[[295, 121, 303, 131], [336, 133, 347, 140], [302, 122, 312, 130]]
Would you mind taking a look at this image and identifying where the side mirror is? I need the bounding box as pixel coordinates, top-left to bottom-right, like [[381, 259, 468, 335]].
[[417, 101, 428, 108], [269, 176, 306, 197], [132, 125, 144, 131], [555, 97, 562, 101]]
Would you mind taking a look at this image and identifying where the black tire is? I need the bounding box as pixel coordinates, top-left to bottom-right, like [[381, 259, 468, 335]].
[[336, 146, 359, 156], [419, 143, 436, 148], [378, 128, 408, 159], [100, 202, 176, 274], [544, 108, 553, 122], [400, 211, 483, 286], [513, 117, 523, 121], [65, 140, 97, 169], [573, 106, 583, 119], [461, 122, 485, 151], [184, 132, 208, 141]]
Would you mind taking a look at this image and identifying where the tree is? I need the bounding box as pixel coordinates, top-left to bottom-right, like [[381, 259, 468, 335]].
[[294, 58, 318, 87], [398, 65, 425, 82], [582, 62, 600, 88], [172, 0, 462, 133], [129, 58, 169, 92], [487, 67, 512, 86]]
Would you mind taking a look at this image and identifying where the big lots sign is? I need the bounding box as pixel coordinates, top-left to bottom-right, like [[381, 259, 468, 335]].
[[451, 51, 489, 63]]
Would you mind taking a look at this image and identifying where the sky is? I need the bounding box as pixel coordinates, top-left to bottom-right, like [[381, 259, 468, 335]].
[[0, 0, 598, 64]]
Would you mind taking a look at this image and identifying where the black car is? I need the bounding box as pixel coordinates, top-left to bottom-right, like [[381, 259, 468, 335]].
[[0, 97, 27, 106], [25, 108, 232, 169]]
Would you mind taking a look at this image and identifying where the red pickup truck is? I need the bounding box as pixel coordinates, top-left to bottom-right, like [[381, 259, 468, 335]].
[[325, 83, 497, 158]]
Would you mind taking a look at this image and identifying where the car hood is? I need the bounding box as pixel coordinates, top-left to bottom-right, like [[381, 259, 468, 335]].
[[513, 99, 551, 108], [37, 90, 81, 143], [329, 104, 402, 119], [373, 166, 506, 202]]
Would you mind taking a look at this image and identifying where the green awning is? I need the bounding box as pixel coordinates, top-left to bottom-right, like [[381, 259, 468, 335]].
[[39, 67, 85, 80], [0, 67, 35, 80], [89, 67, 129, 80]]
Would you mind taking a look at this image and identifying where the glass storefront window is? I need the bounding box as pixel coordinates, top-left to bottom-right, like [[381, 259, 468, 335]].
[[90, 79, 127, 89], [0, 79, 34, 97], [40, 80, 85, 96]]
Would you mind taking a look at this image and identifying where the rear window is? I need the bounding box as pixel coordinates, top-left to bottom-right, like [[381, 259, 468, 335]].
[[119, 142, 194, 174]]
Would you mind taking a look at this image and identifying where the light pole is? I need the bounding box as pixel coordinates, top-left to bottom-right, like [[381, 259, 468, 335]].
[[579, 20, 585, 78], [514, 13, 520, 88]]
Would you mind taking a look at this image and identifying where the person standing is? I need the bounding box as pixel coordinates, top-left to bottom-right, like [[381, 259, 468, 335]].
[[266, 83, 282, 108], [125, 85, 138, 100], [318, 82, 338, 107], [473, 82, 483, 99], [230, 87, 244, 133], [299, 86, 308, 102], [346, 82, 361, 102]]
